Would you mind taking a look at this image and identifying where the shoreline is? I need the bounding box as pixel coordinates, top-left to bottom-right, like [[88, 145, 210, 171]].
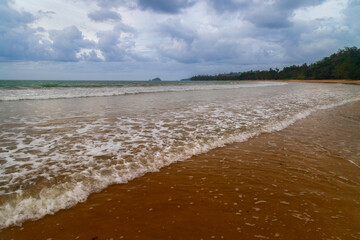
[[270, 79, 360, 85], [1, 100, 359, 239]]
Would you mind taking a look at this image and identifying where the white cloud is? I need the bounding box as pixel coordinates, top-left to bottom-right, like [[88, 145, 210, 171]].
[[1, 0, 358, 80], [292, 0, 348, 22]]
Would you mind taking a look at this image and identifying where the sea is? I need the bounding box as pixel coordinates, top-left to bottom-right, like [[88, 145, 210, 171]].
[[0, 80, 359, 230]]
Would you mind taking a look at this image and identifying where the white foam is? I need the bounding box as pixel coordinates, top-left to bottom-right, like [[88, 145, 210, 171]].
[[0, 83, 359, 229], [0, 82, 287, 101]]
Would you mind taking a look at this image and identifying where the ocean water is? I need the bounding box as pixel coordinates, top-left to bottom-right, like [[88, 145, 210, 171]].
[[0, 80, 359, 229], [0, 80, 277, 101]]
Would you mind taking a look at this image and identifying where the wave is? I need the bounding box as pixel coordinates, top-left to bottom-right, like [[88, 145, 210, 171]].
[[0, 82, 286, 101], [0, 96, 359, 229]]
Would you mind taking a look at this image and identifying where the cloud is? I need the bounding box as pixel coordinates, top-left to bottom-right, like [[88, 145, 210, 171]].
[[0, 26, 47, 62], [0, 0, 98, 62], [244, 8, 292, 29], [90, 0, 195, 14], [207, 0, 326, 12], [137, 0, 195, 13], [275, 0, 326, 10], [207, 0, 250, 13], [344, 0, 360, 37], [0, 0, 46, 61], [49, 26, 96, 61], [88, 9, 121, 22], [37, 10, 56, 18], [1, 0, 359, 80], [155, 18, 284, 65], [96, 30, 124, 61], [207, 0, 327, 29], [0, 0, 34, 30], [90, 0, 135, 9], [96, 23, 139, 62], [78, 49, 103, 61], [158, 20, 196, 44]]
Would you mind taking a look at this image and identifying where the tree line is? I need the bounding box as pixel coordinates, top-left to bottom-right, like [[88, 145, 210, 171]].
[[190, 47, 360, 81]]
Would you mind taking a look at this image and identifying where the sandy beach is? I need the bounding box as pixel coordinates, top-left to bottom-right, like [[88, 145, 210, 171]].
[[1, 98, 359, 240], [1, 0, 359, 238], [276, 79, 360, 85]]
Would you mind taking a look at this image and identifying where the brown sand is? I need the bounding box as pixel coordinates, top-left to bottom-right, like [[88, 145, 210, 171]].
[[276, 79, 360, 85], [1, 101, 360, 240]]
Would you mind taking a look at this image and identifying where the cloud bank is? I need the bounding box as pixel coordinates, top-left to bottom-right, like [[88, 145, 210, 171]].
[[0, 0, 357, 80]]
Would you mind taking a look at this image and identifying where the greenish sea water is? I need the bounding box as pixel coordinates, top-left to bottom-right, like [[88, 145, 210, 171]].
[[0, 80, 233, 89]]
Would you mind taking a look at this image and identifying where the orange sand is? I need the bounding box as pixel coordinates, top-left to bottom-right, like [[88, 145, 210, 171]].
[[277, 79, 360, 85]]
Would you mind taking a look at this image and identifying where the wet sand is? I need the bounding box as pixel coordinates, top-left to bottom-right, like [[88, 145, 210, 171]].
[[1, 101, 360, 240], [277, 79, 360, 85]]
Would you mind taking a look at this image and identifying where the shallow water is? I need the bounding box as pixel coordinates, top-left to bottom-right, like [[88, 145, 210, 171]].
[[1, 99, 359, 240], [0, 81, 359, 229]]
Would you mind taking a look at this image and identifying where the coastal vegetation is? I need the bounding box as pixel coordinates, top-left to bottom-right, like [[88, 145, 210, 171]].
[[190, 47, 360, 81]]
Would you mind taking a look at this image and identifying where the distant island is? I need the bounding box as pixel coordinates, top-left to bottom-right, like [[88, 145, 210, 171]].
[[190, 47, 360, 81], [149, 77, 161, 81]]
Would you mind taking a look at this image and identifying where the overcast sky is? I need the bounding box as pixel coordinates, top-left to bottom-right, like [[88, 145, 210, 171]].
[[0, 0, 359, 80]]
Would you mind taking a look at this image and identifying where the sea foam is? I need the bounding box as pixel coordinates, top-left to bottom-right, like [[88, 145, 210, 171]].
[[0, 82, 286, 101], [0, 82, 359, 229]]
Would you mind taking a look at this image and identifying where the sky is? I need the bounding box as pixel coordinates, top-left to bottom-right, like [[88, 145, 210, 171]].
[[0, 0, 359, 80]]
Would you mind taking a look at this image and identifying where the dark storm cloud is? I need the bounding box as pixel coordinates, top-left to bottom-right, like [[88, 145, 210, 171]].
[[88, 9, 122, 22]]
